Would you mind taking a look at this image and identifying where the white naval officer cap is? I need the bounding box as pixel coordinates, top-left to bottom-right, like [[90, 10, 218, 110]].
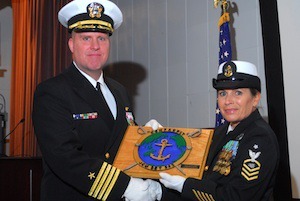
[[58, 0, 123, 35], [212, 60, 261, 92]]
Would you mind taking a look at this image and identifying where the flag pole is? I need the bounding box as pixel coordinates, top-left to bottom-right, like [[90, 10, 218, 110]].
[[213, 0, 232, 127]]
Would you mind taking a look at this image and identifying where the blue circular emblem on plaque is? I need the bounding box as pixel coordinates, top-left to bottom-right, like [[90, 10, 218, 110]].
[[134, 128, 191, 171]]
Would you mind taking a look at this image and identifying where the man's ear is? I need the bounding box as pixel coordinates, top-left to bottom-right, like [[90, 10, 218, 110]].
[[68, 38, 74, 53]]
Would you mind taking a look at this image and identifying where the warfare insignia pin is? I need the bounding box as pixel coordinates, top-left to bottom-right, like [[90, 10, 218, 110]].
[[236, 133, 244, 141], [241, 149, 261, 181]]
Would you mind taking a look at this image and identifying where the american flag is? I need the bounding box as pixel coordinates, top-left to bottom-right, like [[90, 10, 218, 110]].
[[215, 12, 232, 127]]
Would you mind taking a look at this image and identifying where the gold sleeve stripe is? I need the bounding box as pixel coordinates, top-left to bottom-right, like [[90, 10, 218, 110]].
[[93, 164, 112, 197], [88, 162, 121, 200], [89, 162, 108, 196], [209, 194, 215, 201], [97, 166, 116, 199], [192, 189, 215, 201], [199, 191, 215, 201], [205, 193, 214, 201], [192, 189, 203, 201], [102, 168, 120, 200], [199, 192, 205, 201], [201, 192, 208, 201]]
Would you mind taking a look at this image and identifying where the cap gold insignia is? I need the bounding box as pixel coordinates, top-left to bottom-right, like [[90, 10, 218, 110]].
[[87, 3, 103, 18], [224, 65, 233, 77]]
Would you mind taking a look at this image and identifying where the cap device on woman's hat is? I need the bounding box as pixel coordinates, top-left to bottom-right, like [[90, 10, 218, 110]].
[[212, 60, 261, 92], [58, 0, 123, 35]]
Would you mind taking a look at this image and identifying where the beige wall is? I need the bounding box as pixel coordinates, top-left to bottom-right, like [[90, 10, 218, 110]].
[[110, 0, 267, 128], [277, 0, 300, 198], [1, 0, 299, 198]]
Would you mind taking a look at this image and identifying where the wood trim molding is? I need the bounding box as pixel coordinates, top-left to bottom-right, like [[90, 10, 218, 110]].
[[0, 69, 7, 77]]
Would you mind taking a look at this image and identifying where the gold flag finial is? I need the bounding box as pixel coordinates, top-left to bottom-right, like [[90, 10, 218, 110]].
[[214, 0, 228, 13], [213, 0, 220, 8]]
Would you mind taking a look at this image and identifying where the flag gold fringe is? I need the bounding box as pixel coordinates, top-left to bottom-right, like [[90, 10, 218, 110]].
[[218, 12, 230, 28]]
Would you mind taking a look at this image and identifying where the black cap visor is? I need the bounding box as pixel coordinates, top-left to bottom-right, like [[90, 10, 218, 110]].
[[213, 76, 261, 92]]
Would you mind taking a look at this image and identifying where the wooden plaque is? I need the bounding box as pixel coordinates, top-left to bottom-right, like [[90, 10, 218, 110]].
[[113, 126, 213, 179]]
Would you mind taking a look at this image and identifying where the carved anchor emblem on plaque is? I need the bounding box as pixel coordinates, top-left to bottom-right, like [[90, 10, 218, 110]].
[[150, 139, 172, 161]]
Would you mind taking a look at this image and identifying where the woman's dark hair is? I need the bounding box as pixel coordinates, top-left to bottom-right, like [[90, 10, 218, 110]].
[[250, 88, 260, 96]]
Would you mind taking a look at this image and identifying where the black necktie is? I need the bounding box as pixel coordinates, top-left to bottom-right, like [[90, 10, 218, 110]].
[[96, 82, 116, 118], [96, 82, 115, 131], [96, 82, 101, 91]]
